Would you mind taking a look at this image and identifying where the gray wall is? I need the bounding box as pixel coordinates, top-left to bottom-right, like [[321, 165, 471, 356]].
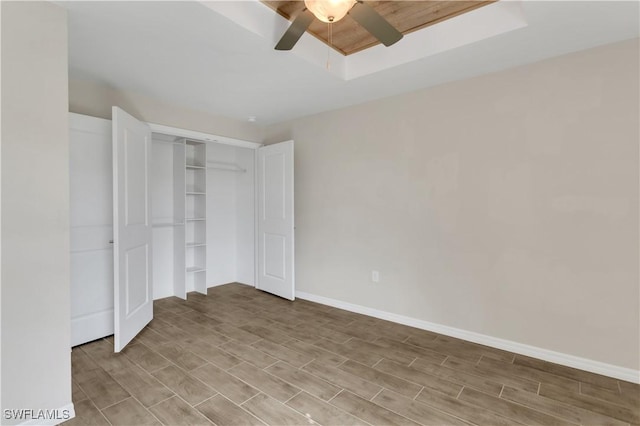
[[1, 1, 71, 420], [265, 39, 640, 371]]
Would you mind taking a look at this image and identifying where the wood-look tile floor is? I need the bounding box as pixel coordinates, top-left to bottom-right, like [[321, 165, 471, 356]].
[[66, 283, 640, 426]]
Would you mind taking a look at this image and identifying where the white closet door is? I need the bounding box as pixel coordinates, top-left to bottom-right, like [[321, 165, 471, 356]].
[[70, 113, 114, 346], [257, 140, 295, 300], [112, 106, 153, 352]]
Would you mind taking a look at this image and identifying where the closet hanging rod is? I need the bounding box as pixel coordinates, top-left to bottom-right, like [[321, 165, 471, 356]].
[[207, 161, 246, 173]]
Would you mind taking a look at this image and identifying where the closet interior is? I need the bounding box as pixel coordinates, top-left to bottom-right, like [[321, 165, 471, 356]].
[[150, 132, 256, 300], [69, 113, 257, 347]]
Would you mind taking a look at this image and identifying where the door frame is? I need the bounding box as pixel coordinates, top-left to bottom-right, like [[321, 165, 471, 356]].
[[148, 121, 264, 294], [147, 122, 261, 150]]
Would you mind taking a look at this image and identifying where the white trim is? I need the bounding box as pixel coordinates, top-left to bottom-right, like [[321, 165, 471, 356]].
[[253, 146, 259, 291], [296, 291, 640, 384], [69, 113, 262, 149], [147, 122, 262, 150], [18, 403, 75, 426]]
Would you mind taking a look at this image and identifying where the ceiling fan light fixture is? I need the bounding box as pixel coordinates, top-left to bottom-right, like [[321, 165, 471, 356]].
[[304, 0, 356, 23]]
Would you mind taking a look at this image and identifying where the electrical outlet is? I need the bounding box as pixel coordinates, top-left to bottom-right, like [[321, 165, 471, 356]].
[[371, 270, 380, 283]]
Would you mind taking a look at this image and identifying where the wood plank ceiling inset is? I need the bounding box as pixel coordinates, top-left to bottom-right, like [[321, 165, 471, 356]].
[[263, 1, 496, 55]]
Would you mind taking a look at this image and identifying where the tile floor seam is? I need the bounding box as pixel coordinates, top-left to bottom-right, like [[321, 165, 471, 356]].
[[130, 343, 178, 374], [223, 341, 281, 368], [369, 387, 385, 402], [96, 395, 133, 412], [500, 388, 629, 426], [334, 357, 349, 368], [257, 363, 326, 400], [356, 390, 430, 426], [512, 362, 603, 389], [490, 389, 583, 426], [286, 390, 376, 426], [413, 386, 425, 401], [302, 360, 384, 395], [261, 359, 282, 370], [440, 355, 449, 366], [353, 358, 440, 391], [370, 358, 383, 369], [173, 394, 216, 425], [297, 357, 318, 370], [325, 393, 383, 426], [131, 394, 166, 425], [224, 363, 293, 404], [325, 388, 344, 404], [145, 393, 179, 410], [193, 392, 221, 408], [156, 363, 218, 407], [282, 390, 304, 405], [575, 387, 639, 411], [238, 392, 264, 407], [216, 394, 269, 426], [396, 340, 450, 361], [109, 359, 177, 400], [98, 405, 115, 426], [415, 358, 511, 393], [72, 380, 92, 407], [410, 387, 484, 426], [74, 396, 114, 426]]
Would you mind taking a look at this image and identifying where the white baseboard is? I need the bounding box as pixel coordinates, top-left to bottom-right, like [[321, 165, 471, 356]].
[[296, 291, 640, 384], [71, 309, 114, 347], [207, 281, 229, 289], [207, 281, 255, 288], [208, 281, 254, 289], [17, 402, 75, 425]]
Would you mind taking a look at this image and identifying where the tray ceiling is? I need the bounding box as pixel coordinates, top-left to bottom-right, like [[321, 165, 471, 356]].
[[263, 0, 495, 55], [63, 1, 639, 124]]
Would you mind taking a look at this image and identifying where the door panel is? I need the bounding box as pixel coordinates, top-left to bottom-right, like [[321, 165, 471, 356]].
[[113, 106, 153, 352], [257, 141, 294, 300], [264, 233, 286, 279], [70, 113, 114, 346]]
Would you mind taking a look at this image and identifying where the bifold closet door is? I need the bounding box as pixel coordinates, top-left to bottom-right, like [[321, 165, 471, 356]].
[[256, 140, 295, 300], [112, 106, 154, 352]]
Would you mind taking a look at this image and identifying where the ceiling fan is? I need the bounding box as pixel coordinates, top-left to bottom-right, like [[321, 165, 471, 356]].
[[275, 0, 403, 51]]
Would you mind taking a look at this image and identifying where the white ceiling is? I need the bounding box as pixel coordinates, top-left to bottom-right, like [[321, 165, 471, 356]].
[[64, 1, 639, 125]]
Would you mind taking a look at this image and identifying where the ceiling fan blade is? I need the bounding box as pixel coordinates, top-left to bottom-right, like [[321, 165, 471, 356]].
[[349, 1, 403, 47], [275, 9, 314, 50]]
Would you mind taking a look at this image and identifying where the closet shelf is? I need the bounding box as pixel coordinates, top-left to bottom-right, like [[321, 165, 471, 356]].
[[186, 192, 206, 195], [186, 266, 206, 273], [186, 242, 206, 247], [186, 165, 206, 169], [186, 217, 206, 221], [152, 222, 185, 228], [207, 161, 246, 173]]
